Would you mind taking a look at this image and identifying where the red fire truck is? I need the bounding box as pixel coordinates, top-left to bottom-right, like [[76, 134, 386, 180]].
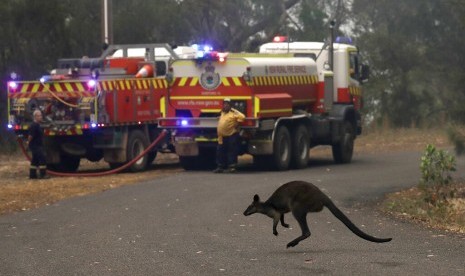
[[158, 37, 369, 170], [7, 44, 183, 172]]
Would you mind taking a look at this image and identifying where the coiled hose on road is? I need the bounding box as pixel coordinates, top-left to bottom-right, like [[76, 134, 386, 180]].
[[17, 129, 167, 177]]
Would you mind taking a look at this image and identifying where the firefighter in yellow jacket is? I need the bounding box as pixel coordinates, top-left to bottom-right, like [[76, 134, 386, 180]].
[[213, 98, 245, 173]]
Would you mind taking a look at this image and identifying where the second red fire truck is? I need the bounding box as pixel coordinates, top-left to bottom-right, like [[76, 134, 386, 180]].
[[7, 44, 186, 172]]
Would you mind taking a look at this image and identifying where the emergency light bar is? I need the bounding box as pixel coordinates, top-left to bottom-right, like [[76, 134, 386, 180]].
[[191, 44, 227, 63], [191, 44, 213, 58], [195, 51, 228, 63], [191, 44, 213, 52], [335, 36, 353, 45]]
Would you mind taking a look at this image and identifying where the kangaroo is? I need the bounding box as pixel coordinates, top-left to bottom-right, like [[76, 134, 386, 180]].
[[243, 181, 392, 248]]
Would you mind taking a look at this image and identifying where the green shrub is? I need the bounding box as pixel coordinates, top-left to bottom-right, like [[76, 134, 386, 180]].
[[420, 144, 456, 187], [419, 144, 456, 205]]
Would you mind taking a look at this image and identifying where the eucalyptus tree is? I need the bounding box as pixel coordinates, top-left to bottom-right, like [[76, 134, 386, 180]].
[[352, 0, 465, 127]]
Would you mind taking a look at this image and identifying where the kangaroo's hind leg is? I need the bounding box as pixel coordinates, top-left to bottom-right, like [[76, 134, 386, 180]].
[[286, 209, 311, 248], [280, 214, 289, 228]]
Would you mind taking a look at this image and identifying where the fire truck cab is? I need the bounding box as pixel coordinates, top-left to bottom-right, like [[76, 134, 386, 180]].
[[259, 39, 369, 108]]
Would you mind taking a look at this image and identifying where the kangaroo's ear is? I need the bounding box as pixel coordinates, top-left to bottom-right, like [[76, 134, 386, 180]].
[[253, 194, 260, 202]]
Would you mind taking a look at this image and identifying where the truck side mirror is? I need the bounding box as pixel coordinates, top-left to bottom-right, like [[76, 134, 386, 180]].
[[360, 64, 369, 83]]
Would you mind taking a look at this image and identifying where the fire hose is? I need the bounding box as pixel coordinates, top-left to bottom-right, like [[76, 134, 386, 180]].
[[17, 129, 167, 177], [43, 84, 80, 108]]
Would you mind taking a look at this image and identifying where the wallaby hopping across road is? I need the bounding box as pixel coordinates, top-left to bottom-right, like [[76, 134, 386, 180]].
[[243, 181, 392, 248]]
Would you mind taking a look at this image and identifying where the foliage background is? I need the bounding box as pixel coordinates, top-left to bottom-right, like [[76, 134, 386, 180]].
[[1, 0, 465, 152]]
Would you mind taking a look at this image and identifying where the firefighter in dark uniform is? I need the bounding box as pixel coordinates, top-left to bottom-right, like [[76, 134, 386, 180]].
[[213, 98, 245, 173], [27, 109, 48, 179]]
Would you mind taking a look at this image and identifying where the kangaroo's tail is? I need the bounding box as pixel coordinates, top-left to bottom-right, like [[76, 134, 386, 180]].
[[324, 198, 392, 243]]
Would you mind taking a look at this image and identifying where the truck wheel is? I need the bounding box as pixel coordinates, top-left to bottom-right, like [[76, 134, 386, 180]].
[[291, 125, 310, 169], [332, 121, 354, 164], [127, 130, 149, 172], [272, 125, 291, 170]]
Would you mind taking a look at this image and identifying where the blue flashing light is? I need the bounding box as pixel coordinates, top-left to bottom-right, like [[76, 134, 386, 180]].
[[194, 50, 228, 63], [91, 123, 97, 128], [180, 119, 188, 126], [91, 69, 100, 80], [40, 75, 51, 84], [335, 36, 353, 45], [10, 72, 18, 80], [191, 44, 212, 51], [7, 124, 13, 129], [192, 43, 214, 60]]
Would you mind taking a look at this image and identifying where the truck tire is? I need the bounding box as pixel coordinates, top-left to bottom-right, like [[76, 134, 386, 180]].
[[127, 130, 149, 172], [272, 125, 291, 170], [291, 125, 310, 169], [332, 121, 354, 164]]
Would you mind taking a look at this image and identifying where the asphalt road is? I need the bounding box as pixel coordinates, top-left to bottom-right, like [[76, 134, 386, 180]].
[[1, 151, 464, 276]]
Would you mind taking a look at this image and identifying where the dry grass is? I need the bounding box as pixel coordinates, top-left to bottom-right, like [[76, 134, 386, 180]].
[[0, 127, 464, 235], [355, 128, 450, 153], [383, 184, 465, 233], [0, 154, 182, 214]]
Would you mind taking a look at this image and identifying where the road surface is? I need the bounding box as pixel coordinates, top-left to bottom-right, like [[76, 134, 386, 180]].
[[0, 151, 464, 275]]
